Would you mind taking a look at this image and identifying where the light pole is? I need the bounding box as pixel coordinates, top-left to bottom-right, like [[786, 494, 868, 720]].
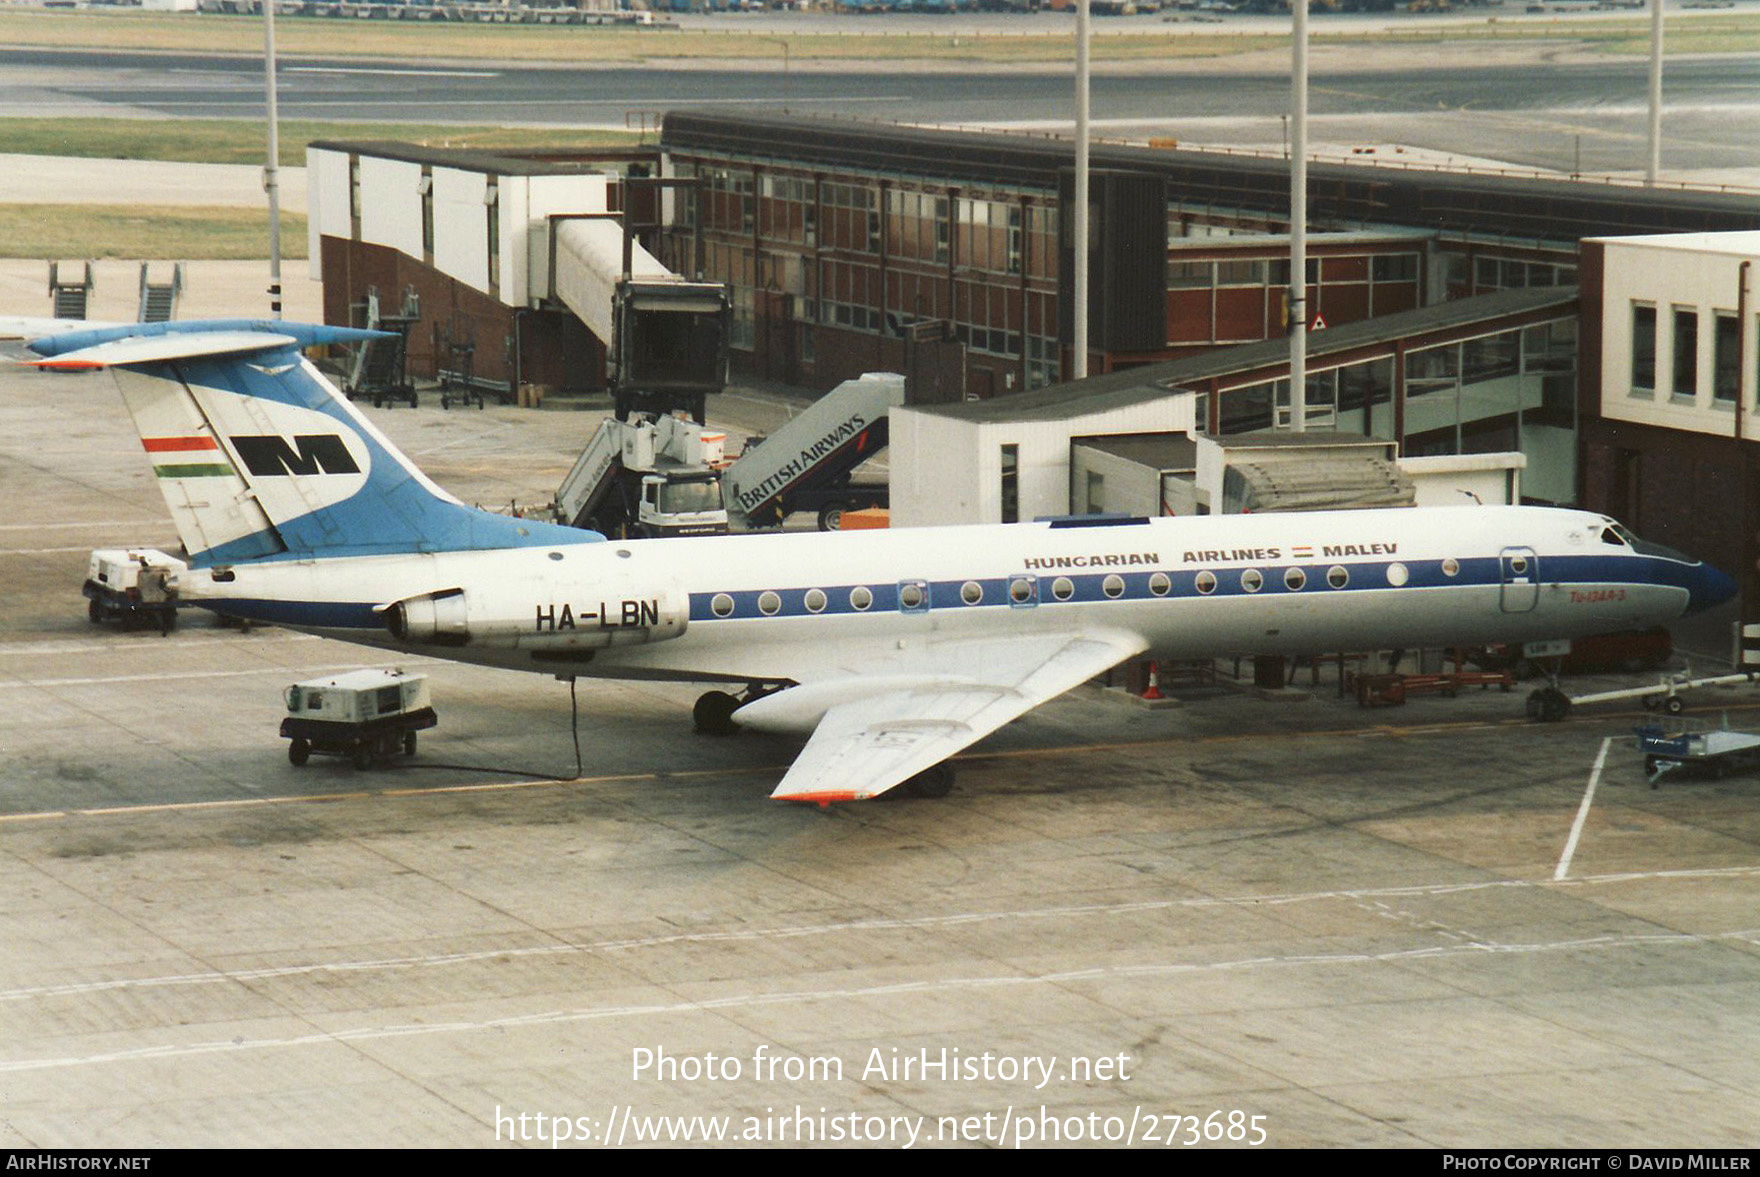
[[768, 37, 791, 110], [263, 0, 282, 319], [1289, 0, 1308, 432], [1646, 0, 1664, 186], [1073, 0, 1090, 382]]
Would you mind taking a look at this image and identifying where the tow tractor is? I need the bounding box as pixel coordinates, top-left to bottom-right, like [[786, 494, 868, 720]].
[[1528, 669, 1760, 723], [83, 548, 184, 633], [280, 669, 436, 769]]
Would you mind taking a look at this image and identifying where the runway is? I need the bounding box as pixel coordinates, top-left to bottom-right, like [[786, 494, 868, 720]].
[[3, 45, 1759, 177]]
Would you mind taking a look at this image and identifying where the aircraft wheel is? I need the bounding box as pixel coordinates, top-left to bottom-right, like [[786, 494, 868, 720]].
[[693, 691, 741, 736], [1543, 688, 1571, 723], [1525, 690, 1545, 721], [1527, 688, 1569, 723], [288, 737, 310, 767], [1666, 696, 1686, 715], [904, 763, 954, 799], [1642, 694, 1661, 711]]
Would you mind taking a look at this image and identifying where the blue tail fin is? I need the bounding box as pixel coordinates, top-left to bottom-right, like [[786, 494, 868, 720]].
[[30, 320, 600, 566]]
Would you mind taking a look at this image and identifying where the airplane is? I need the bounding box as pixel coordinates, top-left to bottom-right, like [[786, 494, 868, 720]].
[[14, 318, 1739, 803]]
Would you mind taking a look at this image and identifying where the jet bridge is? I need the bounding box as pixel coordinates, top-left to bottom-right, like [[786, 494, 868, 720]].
[[551, 216, 729, 422]]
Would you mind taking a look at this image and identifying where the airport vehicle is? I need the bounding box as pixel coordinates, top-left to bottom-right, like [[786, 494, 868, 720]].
[[281, 668, 436, 769], [1637, 723, 1760, 785], [555, 412, 731, 539], [82, 547, 185, 633], [554, 373, 900, 537], [1529, 667, 1760, 723], [22, 319, 1738, 804]]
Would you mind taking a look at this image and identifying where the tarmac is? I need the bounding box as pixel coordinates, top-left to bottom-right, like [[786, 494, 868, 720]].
[[2, 350, 1759, 1148]]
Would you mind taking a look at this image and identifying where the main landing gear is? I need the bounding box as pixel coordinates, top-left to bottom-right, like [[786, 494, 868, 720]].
[[692, 683, 787, 736], [693, 689, 743, 736], [691, 687, 956, 800], [900, 763, 954, 799]]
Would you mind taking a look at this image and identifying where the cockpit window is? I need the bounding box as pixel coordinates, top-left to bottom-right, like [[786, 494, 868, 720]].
[[1599, 518, 1691, 562]]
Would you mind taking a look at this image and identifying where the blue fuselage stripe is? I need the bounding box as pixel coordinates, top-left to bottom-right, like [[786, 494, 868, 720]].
[[685, 552, 1693, 623]]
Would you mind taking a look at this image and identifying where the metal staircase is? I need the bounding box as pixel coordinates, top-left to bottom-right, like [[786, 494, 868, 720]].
[[48, 261, 94, 320], [137, 263, 185, 323]]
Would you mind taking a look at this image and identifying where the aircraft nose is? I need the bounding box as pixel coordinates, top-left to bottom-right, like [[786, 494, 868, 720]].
[[1686, 561, 1739, 616]]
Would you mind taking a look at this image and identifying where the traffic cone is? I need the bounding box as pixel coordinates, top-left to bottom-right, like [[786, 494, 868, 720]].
[[1142, 662, 1164, 701]]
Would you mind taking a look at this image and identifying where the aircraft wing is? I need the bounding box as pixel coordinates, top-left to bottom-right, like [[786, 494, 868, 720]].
[[756, 629, 1148, 804]]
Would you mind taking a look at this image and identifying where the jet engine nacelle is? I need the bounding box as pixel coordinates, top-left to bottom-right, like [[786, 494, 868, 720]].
[[385, 579, 688, 650]]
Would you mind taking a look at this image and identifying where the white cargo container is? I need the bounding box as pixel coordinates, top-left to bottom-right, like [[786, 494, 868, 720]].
[[280, 669, 436, 769]]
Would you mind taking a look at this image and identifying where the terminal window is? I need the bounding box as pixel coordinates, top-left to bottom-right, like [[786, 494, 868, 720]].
[[1672, 306, 1698, 399], [1630, 303, 1656, 396]]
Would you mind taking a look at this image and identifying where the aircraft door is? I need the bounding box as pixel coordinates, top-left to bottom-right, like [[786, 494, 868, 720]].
[[1499, 547, 1539, 613]]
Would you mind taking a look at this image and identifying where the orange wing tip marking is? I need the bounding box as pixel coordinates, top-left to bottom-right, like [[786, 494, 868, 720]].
[[29, 358, 107, 371], [775, 790, 861, 806]]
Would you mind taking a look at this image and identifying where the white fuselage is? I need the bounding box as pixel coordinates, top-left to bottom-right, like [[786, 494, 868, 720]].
[[177, 506, 1699, 700]]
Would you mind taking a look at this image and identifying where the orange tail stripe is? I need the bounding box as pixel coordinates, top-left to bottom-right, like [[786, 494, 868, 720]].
[[142, 436, 219, 453]]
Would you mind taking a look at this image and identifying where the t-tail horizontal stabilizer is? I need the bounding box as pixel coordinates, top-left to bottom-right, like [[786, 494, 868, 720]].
[[25, 319, 603, 567]]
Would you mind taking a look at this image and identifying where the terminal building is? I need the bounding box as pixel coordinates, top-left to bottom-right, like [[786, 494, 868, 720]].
[[1578, 231, 1760, 609], [305, 116, 1760, 621]]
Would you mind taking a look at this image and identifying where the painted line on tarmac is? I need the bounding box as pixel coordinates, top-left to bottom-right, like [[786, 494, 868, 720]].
[[2, 545, 176, 555], [5, 921, 1759, 1074], [0, 708, 1702, 821], [0, 520, 165, 532], [5, 866, 1757, 1006], [0, 763, 778, 826], [286, 66, 502, 78], [0, 631, 318, 657], [1555, 736, 1612, 882], [0, 663, 418, 690]]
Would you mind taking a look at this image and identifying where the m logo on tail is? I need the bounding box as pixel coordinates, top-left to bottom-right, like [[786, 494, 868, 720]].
[[232, 434, 362, 478]]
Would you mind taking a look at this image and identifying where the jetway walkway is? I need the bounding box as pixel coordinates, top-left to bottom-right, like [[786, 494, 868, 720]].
[[550, 215, 729, 422]]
